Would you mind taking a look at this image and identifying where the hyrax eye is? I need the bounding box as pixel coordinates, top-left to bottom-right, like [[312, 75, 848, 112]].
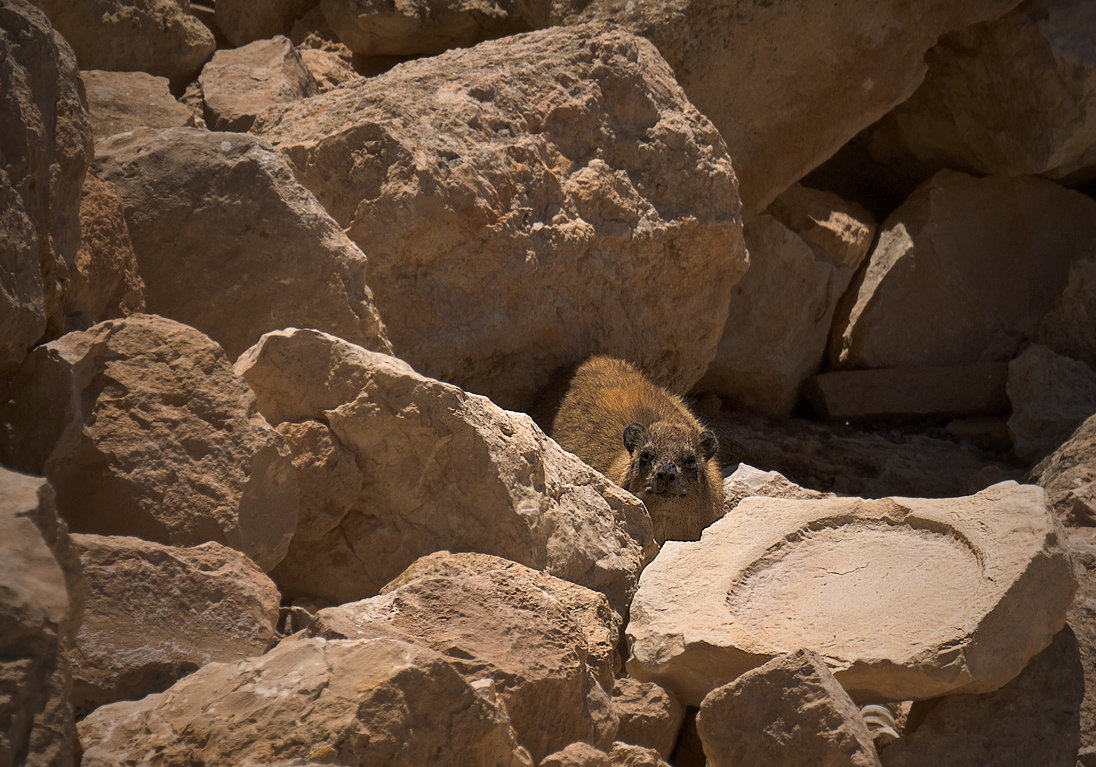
[[638, 450, 654, 465], [683, 455, 698, 468]]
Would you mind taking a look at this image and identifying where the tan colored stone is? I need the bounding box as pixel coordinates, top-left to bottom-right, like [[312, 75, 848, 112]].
[[296, 45, 363, 92], [722, 463, 830, 516], [216, 0, 320, 45], [1032, 413, 1096, 526], [199, 36, 318, 132], [380, 551, 621, 689], [32, 0, 214, 84], [313, 565, 616, 762], [0, 468, 82, 767], [70, 534, 280, 717], [880, 627, 1083, 767], [92, 127, 391, 359], [866, 0, 1096, 185], [1008, 344, 1096, 463], [78, 635, 533, 766], [1065, 527, 1096, 763], [0, 314, 298, 571], [235, 328, 656, 615], [254, 24, 745, 412], [830, 171, 1096, 370], [699, 185, 876, 416], [80, 69, 192, 140], [626, 482, 1075, 706], [697, 649, 881, 767], [1, 0, 92, 350], [1037, 258, 1096, 370], [540, 742, 672, 767], [611, 677, 683, 758], [804, 362, 1009, 421]]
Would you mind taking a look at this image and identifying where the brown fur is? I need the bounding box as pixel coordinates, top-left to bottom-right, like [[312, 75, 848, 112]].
[[550, 356, 724, 542]]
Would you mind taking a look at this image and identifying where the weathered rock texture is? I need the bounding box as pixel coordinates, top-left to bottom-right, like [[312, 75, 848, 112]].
[[1007, 344, 1096, 463], [880, 627, 1083, 767], [313, 563, 617, 761], [80, 69, 192, 140], [1033, 413, 1096, 527], [1037, 257, 1096, 370], [0, 0, 92, 365], [0, 314, 299, 571], [254, 24, 746, 411], [540, 742, 672, 767], [216, 0, 320, 46], [610, 677, 683, 758], [235, 328, 656, 615], [70, 534, 281, 717], [830, 171, 1096, 370], [93, 127, 391, 360], [1065, 527, 1096, 763], [0, 468, 83, 767], [696, 649, 881, 767], [32, 0, 215, 84], [563, 0, 1025, 214], [199, 36, 318, 132], [866, 0, 1096, 185], [627, 481, 1075, 706], [699, 185, 874, 416], [722, 463, 831, 515], [78, 636, 533, 766]]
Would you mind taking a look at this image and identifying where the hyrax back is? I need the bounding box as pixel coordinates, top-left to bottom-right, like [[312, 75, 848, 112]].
[[551, 356, 724, 542]]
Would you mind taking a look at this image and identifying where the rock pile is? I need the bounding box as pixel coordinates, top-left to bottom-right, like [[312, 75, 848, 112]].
[[2, 0, 1095, 764]]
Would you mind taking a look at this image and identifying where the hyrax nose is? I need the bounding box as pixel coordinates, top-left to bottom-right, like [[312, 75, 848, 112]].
[[651, 461, 679, 493]]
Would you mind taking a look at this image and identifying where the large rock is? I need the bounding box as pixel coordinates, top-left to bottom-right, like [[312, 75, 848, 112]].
[[235, 327, 656, 615], [198, 36, 318, 132], [0, 0, 92, 361], [1037, 257, 1096, 369], [865, 0, 1096, 185], [563, 0, 1024, 214], [80, 69, 192, 140], [1032, 413, 1096, 526], [721, 462, 830, 515], [1007, 344, 1096, 463], [78, 635, 533, 766], [830, 171, 1096, 370], [253, 24, 746, 411], [312, 562, 617, 761], [31, 0, 215, 84], [1065, 527, 1096, 763], [698, 185, 875, 417], [540, 742, 672, 767], [626, 481, 1075, 706], [696, 649, 881, 767], [216, 0, 320, 46], [0, 468, 83, 767], [92, 127, 392, 360], [70, 534, 281, 717], [0, 314, 298, 571], [610, 677, 683, 758]]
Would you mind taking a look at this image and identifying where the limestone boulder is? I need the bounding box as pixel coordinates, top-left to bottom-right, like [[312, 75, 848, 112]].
[[78, 635, 533, 766], [312, 563, 616, 761], [80, 70, 192, 140], [626, 481, 1075, 706], [696, 649, 881, 767], [866, 0, 1096, 185], [0, 0, 92, 358], [0, 468, 83, 767], [540, 742, 671, 767], [1007, 344, 1096, 463], [235, 328, 656, 616], [1037, 258, 1096, 369], [830, 171, 1096, 370], [92, 127, 391, 360], [199, 36, 318, 132], [70, 534, 281, 717], [1032, 413, 1096, 526], [253, 24, 746, 412], [722, 463, 830, 516], [0, 314, 298, 571], [216, 0, 320, 46], [32, 0, 214, 84], [610, 677, 683, 758], [699, 185, 875, 417]]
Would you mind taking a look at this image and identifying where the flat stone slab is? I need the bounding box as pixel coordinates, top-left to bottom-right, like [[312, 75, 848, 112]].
[[626, 481, 1075, 706]]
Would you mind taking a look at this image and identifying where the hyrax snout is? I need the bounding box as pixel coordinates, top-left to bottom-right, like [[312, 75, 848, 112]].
[[550, 356, 724, 543]]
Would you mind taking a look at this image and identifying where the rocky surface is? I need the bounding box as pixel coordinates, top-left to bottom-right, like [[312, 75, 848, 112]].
[[627, 482, 1075, 706], [80, 69, 192, 139], [216, 0, 320, 46], [254, 23, 746, 412], [1007, 344, 1096, 463], [610, 677, 683, 758], [0, 314, 298, 571], [1033, 413, 1096, 526]]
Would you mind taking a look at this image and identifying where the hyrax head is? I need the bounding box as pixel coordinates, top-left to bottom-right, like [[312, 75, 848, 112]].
[[620, 420, 718, 500]]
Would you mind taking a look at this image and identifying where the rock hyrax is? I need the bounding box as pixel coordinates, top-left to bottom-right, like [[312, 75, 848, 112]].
[[551, 356, 724, 542]]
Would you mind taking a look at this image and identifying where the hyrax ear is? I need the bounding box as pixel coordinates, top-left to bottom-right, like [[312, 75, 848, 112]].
[[698, 429, 718, 462], [623, 422, 646, 454]]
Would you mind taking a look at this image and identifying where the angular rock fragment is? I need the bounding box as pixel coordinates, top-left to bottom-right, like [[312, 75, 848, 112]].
[[0, 314, 298, 571], [610, 677, 683, 758], [70, 534, 281, 717], [80, 69, 192, 140], [722, 463, 831, 516], [627, 482, 1075, 706], [1007, 344, 1096, 464], [1037, 258, 1096, 370], [216, 0, 320, 46], [540, 742, 672, 767], [1032, 413, 1096, 526], [235, 328, 655, 615], [254, 24, 745, 411]]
